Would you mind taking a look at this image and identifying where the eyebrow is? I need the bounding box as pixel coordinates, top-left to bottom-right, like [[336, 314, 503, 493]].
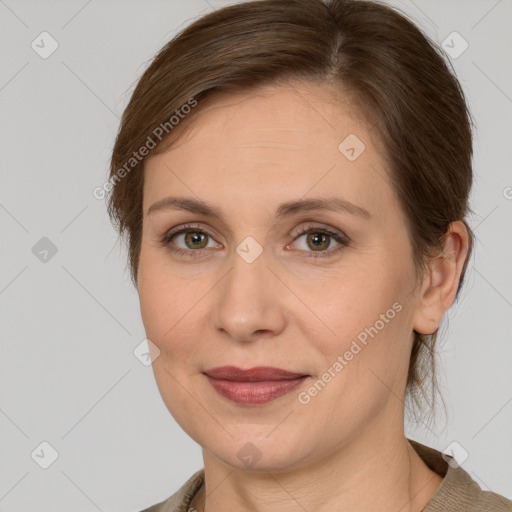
[[147, 196, 371, 221]]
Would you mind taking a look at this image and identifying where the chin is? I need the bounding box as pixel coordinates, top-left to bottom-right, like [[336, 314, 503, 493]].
[[200, 428, 314, 473]]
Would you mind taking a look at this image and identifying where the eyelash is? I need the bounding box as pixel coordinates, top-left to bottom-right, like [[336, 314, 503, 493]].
[[160, 223, 350, 259]]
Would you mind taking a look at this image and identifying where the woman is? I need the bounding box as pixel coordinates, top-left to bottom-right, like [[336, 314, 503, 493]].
[[107, 0, 511, 510]]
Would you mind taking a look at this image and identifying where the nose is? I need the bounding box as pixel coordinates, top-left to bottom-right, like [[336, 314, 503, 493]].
[[212, 251, 287, 342]]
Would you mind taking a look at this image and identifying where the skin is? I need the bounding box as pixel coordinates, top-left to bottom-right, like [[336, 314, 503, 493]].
[[138, 81, 469, 512]]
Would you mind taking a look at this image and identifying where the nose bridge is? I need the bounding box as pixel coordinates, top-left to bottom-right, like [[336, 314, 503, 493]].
[[212, 246, 286, 340]]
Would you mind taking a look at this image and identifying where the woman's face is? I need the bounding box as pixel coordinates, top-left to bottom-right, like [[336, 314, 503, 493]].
[[138, 82, 425, 471]]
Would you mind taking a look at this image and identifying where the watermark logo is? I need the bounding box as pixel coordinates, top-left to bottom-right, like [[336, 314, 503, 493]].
[[31, 31, 59, 59], [32, 237, 58, 263], [133, 338, 160, 366], [31, 441, 59, 469], [236, 442, 263, 468], [442, 31, 469, 59], [236, 236, 263, 263], [441, 441, 469, 469], [338, 134, 366, 161]]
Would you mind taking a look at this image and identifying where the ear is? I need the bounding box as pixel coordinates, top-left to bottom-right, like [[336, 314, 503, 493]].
[[412, 221, 470, 335]]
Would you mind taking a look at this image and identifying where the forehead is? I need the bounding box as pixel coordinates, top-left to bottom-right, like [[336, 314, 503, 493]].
[[177, 82, 365, 150], [143, 82, 395, 222]]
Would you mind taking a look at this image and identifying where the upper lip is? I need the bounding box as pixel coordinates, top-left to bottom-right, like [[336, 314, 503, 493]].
[[203, 366, 308, 382]]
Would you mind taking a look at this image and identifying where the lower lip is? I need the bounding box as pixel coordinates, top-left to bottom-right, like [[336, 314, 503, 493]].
[[205, 375, 308, 405]]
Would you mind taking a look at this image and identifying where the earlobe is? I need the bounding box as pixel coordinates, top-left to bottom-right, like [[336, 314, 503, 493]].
[[412, 221, 470, 335]]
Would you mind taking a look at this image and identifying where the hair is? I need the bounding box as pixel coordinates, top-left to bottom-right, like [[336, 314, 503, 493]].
[[107, 0, 475, 423]]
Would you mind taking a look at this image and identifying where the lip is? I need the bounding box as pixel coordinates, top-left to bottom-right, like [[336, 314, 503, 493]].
[[203, 366, 307, 381], [203, 366, 309, 405]]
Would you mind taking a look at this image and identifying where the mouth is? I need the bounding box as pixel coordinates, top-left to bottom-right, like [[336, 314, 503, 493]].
[[203, 366, 309, 405]]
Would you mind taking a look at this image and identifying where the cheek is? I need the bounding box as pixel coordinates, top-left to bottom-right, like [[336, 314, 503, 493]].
[[138, 247, 182, 348], [293, 276, 412, 435], [137, 248, 212, 368], [297, 255, 414, 388], [137, 259, 208, 429]]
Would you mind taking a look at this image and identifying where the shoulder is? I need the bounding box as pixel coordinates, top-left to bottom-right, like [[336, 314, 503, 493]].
[[408, 438, 512, 512], [139, 468, 205, 512], [430, 466, 512, 511]]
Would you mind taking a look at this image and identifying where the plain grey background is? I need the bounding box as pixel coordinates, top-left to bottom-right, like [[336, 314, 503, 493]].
[[0, 0, 511, 510]]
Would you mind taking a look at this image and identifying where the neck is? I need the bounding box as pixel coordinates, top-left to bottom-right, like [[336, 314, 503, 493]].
[[191, 424, 443, 512]]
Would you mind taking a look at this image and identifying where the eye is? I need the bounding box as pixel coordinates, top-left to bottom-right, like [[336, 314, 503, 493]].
[[160, 223, 350, 258], [288, 224, 350, 257], [160, 223, 220, 258]]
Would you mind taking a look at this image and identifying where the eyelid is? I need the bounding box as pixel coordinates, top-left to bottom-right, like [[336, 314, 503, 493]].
[[286, 224, 350, 257], [291, 222, 349, 242], [162, 222, 219, 242], [161, 222, 350, 257], [161, 223, 222, 251]]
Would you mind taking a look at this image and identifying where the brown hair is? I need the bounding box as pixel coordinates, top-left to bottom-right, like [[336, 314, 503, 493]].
[[107, 0, 474, 421]]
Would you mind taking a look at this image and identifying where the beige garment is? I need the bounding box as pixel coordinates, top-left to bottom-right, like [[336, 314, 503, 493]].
[[141, 438, 512, 511]]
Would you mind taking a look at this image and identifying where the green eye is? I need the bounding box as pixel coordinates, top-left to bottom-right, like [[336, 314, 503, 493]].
[[161, 223, 350, 258], [290, 226, 349, 257]]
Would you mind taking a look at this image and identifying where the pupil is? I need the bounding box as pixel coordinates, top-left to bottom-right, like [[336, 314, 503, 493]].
[[187, 232, 206, 248], [309, 233, 328, 250]]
